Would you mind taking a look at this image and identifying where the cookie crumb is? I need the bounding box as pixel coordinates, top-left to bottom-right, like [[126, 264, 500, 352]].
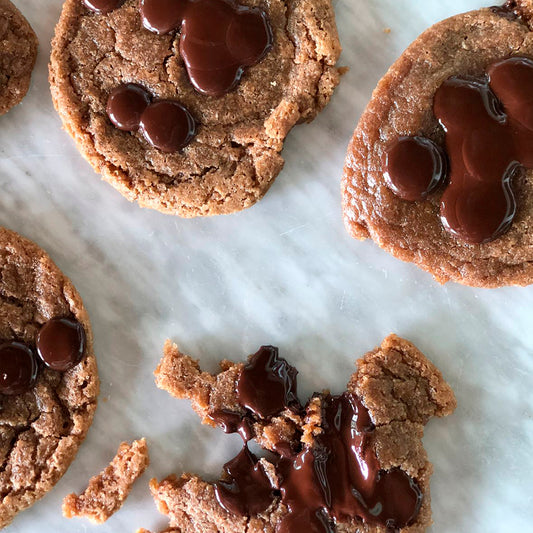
[[384, 27, 391, 33], [63, 439, 149, 524]]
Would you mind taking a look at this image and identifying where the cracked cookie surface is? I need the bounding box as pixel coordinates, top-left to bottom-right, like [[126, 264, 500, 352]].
[[148, 335, 456, 532], [49, 0, 341, 217], [341, 1, 533, 287], [0, 228, 99, 528], [0, 0, 38, 115]]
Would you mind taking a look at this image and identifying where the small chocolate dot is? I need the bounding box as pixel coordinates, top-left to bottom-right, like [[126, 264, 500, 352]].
[[0, 342, 38, 396], [107, 84, 151, 132], [36, 318, 86, 372], [82, 0, 125, 14], [139, 100, 196, 152]]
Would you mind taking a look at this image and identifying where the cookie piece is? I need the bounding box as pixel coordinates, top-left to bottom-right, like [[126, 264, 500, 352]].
[[63, 438, 149, 523], [0, 0, 38, 115], [341, 1, 533, 287], [148, 335, 456, 532], [49, 0, 341, 217], [0, 227, 99, 528], [155, 342, 303, 454]]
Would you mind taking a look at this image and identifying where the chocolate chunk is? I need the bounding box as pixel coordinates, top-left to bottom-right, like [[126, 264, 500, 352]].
[[236, 346, 300, 420], [107, 84, 151, 131], [277, 394, 422, 532], [36, 317, 86, 372], [139, 0, 273, 96], [82, 0, 124, 14], [139, 100, 197, 153], [0, 342, 38, 396], [214, 446, 275, 516], [433, 56, 533, 243], [383, 137, 447, 201]]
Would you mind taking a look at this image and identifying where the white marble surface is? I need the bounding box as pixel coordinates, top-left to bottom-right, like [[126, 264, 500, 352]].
[[1, 0, 532, 531]]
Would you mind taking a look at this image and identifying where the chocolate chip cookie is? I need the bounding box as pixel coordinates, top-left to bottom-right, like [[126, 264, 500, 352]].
[[0, 0, 38, 115], [342, 0, 533, 287], [49, 0, 341, 217], [0, 228, 99, 527], [147, 335, 456, 532]]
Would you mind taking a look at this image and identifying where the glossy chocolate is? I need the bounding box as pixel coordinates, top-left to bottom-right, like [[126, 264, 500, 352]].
[[208, 410, 254, 442], [140, 0, 273, 96], [139, 100, 196, 152], [383, 136, 447, 201], [434, 56, 533, 243], [82, 0, 124, 14], [236, 346, 300, 420], [214, 445, 275, 516], [490, 1, 521, 20], [36, 318, 86, 372], [276, 394, 422, 532], [106, 85, 196, 151], [0, 342, 39, 395], [107, 84, 151, 131]]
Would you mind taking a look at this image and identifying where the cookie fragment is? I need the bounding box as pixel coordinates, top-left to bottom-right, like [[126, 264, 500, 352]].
[[63, 438, 149, 524], [49, 0, 341, 216], [0, 228, 99, 528], [148, 335, 456, 532], [341, 2, 533, 287], [0, 0, 38, 115]]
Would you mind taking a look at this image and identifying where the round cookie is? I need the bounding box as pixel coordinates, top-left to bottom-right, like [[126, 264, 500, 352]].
[[341, 1, 533, 288], [0, 0, 38, 115], [49, 0, 341, 217], [0, 228, 99, 527]]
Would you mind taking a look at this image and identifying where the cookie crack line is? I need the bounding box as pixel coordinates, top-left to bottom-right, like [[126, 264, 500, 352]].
[[148, 336, 456, 533]]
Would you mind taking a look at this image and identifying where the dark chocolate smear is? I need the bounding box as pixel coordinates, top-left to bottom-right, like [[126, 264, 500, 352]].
[[36, 318, 86, 372], [214, 445, 276, 516], [140, 0, 273, 96], [106, 84, 196, 152], [383, 136, 447, 201], [0, 342, 38, 396], [82, 0, 124, 14], [236, 346, 300, 420], [276, 393, 422, 532], [208, 410, 254, 442], [434, 56, 533, 243]]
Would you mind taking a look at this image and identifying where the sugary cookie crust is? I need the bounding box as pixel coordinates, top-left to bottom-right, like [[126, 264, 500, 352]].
[[0, 227, 99, 528], [341, 3, 533, 287], [49, 0, 341, 217], [0, 0, 38, 115]]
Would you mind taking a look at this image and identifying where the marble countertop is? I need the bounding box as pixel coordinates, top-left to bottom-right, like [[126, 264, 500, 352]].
[[2, 1, 532, 531]]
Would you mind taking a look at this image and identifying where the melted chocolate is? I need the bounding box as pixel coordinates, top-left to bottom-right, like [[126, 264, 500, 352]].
[[0, 342, 39, 396], [82, 0, 124, 14], [36, 318, 86, 372], [433, 56, 533, 243], [490, 1, 521, 20], [139, 100, 197, 152], [383, 137, 447, 201], [276, 394, 422, 532], [106, 84, 196, 152], [107, 84, 151, 131], [208, 410, 254, 442], [214, 445, 275, 516], [236, 346, 300, 420], [140, 0, 273, 96]]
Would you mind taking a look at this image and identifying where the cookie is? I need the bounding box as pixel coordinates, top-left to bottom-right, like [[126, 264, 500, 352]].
[[49, 0, 341, 217], [0, 228, 99, 527], [63, 438, 149, 523], [0, 0, 38, 115], [341, 0, 533, 287], [148, 335, 456, 532]]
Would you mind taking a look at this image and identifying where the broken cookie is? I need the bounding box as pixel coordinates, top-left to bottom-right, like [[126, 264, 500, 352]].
[[341, 0, 533, 287], [149, 335, 456, 532], [63, 438, 149, 523]]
